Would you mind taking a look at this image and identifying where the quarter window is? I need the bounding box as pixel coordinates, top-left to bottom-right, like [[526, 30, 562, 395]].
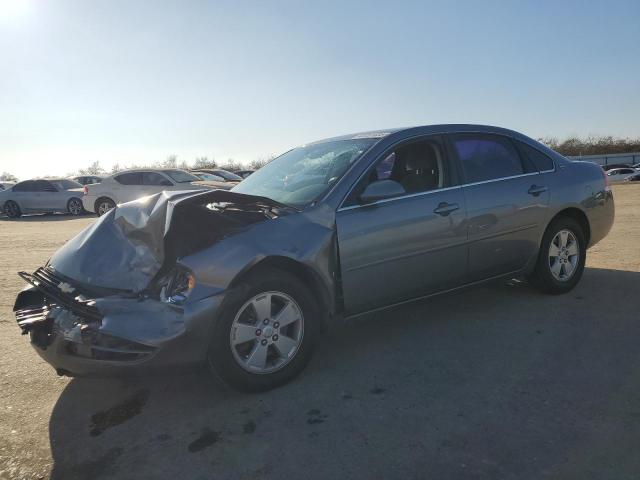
[[453, 135, 524, 183], [517, 141, 555, 172]]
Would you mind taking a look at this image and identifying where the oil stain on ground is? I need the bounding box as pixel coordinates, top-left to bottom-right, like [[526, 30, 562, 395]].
[[243, 420, 256, 434], [89, 388, 150, 436], [188, 428, 220, 453], [307, 409, 328, 425]]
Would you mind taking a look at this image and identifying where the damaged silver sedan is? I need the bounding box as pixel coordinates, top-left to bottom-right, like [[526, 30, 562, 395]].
[[14, 125, 614, 391]]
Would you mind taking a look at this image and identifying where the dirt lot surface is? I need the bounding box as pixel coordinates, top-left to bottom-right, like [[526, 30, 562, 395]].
[[1, 185, 639, 480]]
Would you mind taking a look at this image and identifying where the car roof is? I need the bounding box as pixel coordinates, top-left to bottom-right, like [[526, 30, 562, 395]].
[[306, 124, 530, 145]]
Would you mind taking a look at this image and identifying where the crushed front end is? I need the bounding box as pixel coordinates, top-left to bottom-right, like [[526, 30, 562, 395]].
[[14, 266, 223, 377]]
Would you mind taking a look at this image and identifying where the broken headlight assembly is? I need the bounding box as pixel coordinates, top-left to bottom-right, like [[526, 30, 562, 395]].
[[160, 267, 196, 304]]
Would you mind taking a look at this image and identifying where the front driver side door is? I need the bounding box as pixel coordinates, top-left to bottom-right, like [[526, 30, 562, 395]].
[[335, 135, 468, 315]]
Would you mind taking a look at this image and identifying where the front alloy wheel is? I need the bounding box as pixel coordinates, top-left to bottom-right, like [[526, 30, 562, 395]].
[[208, 268, 319, 392], [230, 291, 304, 374]]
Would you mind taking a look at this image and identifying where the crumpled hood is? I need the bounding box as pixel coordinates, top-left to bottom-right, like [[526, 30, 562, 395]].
[[48, 189, 285, 293]]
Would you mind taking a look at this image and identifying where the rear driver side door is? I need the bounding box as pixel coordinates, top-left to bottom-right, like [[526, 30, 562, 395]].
[[449, 133, 550, 281]]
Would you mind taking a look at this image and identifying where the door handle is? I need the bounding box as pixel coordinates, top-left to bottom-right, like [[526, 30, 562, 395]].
[[433, 202, 459, 217], [527, 185, 547, 196]]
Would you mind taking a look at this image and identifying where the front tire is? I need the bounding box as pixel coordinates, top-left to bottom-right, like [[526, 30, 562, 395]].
[[67, 198, 84, 216], [3, 200, 21, 218], [207, 268, 320, 392], [529, 217, 586, 294]]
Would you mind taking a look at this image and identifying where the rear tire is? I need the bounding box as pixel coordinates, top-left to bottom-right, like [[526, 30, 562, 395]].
[[529, 217, 586, 294], [67, 198, 84, 216], [95, 197, 116, 216], [3, 200, 21, 218], [207, 268, 320, 392]]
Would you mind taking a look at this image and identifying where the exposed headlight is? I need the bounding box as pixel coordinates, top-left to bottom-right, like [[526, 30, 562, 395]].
[[160, 267, 196, 304]]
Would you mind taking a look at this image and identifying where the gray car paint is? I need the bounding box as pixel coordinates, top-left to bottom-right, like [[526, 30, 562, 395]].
[[13, 124, 615, 376]]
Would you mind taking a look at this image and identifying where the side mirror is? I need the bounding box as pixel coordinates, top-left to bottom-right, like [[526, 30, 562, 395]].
[[359, 179, 405, 204], [160, 180, 173, 186]]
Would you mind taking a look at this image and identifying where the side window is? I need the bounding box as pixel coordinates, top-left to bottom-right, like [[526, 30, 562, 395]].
[[115, 172, 143, 185], [143, 172, 172, 186], [453, 135, 525, 183], [346, 138, 447, 206], [517, 141, 555, 172], [34, 180, 57, 192], [13, 181, 33, 192]]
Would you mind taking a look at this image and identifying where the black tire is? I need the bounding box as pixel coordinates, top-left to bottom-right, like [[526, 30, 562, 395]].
[[67, 198, 84, 216], [95, 197, 116, 216], [207, 268, 320, 392], [529, 216, 586, 294], [3, 200, 21, 218]]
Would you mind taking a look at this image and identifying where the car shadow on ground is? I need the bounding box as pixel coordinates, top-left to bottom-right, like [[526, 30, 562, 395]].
[[47, 267, 640, 479]]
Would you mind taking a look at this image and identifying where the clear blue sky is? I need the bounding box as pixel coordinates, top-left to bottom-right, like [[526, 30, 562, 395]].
[[1, 0, 639, 179]]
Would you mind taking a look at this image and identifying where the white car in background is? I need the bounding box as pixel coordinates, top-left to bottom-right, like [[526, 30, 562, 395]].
[[606, 167, 637, 183], [83, 169, 213, 215], [1, 178, 84, 218]]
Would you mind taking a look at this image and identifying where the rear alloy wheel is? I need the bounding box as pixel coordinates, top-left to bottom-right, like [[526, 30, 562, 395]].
[[3, 201, 21, 218], [208, 269, 319, 392], [96, 198, 116, 216], [529, 217, 586, 294], [67, 198, 84, 216]]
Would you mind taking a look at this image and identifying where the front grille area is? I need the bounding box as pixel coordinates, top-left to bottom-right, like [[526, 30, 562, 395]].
[[17, 267, 102, 321], [15, 267, 157, 361]]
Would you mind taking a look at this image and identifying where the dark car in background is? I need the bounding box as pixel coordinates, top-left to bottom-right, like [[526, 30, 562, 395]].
[[234, 170, 255, 178], [1, 178, 84, 218], [14, 125, 614, 392]]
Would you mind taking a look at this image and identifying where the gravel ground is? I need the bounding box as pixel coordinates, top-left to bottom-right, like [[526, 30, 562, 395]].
[[1, 185, 639, 480]]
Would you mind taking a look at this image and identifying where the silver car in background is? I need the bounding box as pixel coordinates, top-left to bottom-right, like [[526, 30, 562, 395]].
[[14, 125, 615, 392], [1, 178, 84, 218]]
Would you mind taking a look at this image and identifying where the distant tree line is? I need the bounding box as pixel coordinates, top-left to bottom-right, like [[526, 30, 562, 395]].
[[538, 135, 640, 157]]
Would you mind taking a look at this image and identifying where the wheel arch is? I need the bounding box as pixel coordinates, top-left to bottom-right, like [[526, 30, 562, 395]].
[[547, 207, 591, 246], [228, 255, 334, 330]]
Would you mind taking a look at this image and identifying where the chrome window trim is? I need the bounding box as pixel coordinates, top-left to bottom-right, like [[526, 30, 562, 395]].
[[336, 130, 555, 212], [338, 185, 463, 212], [337, 171, 541, 213]]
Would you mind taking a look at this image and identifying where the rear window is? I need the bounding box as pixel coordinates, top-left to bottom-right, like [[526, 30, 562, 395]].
[[115, 172, 143, 185], [517, 141, 555, 172], [452, 134, 524, 183]]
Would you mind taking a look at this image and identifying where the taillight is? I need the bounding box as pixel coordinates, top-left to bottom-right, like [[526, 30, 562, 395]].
[[83, 185, 88, 195]]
